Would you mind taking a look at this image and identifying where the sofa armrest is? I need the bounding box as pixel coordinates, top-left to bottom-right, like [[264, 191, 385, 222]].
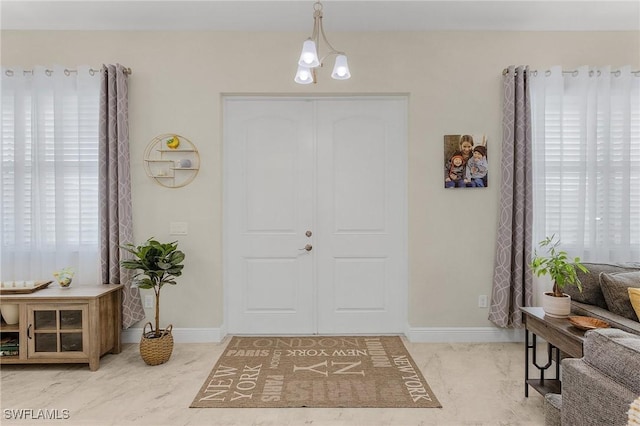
[[582, 329, 640, 393], [561, 358, 638, 426]]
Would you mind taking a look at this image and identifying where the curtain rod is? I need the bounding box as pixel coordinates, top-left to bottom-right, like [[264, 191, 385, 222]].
[[502, 67, 640, 77], [4, 67, 133, 77]]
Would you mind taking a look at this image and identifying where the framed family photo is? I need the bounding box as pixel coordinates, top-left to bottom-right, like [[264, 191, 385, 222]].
[[444, 134, 488, 189]]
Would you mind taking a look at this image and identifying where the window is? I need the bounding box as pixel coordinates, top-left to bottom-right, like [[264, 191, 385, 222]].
[[1, 66, 100, 282], [531, 66, 640, 262]]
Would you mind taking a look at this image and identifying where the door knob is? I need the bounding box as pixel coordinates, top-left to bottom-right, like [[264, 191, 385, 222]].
[[299, 244, 313, 252], [305, 230, 312, 237]]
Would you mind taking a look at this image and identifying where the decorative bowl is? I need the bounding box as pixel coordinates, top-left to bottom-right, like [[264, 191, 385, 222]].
[[58, 278, 72, 288], [568, 316, 610, 331], [0, 304, 19, 325]]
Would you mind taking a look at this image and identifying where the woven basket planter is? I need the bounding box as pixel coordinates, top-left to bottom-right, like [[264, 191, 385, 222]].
[[140, 322, 174, 366]]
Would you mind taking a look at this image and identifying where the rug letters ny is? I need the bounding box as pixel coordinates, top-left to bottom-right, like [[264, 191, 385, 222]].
[[190, 336, 441, 408]]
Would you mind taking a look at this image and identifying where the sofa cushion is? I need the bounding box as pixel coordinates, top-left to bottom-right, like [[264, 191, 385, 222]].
[[630, 288, 640, 322], [564, 263, 638, 309], [583, 328, 640, 394], [600, 271, 640, 321]]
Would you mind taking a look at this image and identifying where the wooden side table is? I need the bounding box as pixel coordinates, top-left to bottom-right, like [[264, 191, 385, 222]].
[[521, 307, 586, 397]]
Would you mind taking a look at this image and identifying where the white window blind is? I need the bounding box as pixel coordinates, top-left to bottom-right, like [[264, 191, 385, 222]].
[[531, 65, 640, 262], [0, 65, 101, 283]]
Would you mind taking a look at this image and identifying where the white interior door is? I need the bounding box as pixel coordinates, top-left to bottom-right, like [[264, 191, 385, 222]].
[[224, 97, 407, 335], [315, 99, 407, 334], [224, 99, 315, 334]]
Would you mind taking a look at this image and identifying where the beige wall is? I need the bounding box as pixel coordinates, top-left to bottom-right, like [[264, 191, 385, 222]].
[[2, 30, 638, 333]]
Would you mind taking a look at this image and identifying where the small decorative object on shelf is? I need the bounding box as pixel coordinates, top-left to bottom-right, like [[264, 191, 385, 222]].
[[143, 134, 200, 188], [165, 135, 180, 150], [0, 304, 19, 325], [53, 267, 75, 288]]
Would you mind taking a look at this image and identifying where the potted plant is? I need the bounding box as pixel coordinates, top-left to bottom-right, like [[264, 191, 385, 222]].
[[530, 235, 588, 318], [121, 238, 185, 365]]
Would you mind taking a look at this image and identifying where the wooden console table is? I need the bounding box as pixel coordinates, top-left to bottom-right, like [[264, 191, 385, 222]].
[[521, 307, 586, 397], [0, 284, 122, 371]]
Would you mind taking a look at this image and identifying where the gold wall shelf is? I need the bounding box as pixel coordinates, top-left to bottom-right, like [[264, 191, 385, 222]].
[[143, 134, 200, 188]]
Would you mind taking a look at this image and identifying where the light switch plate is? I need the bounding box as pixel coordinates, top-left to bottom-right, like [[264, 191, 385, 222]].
[[170, 221, 188, 235]]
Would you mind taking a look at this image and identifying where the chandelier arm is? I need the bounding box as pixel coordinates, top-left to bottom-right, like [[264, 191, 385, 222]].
[[311, 12, 320, 43], [318, 51, 344, 64], [318, 16, 342, 57]]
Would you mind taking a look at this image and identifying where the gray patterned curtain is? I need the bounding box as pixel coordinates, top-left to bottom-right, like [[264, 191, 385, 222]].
[[99, 64, 145, 329], [488, 65, 534, 328]]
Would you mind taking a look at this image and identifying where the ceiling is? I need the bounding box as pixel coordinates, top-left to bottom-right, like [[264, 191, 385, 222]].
[[1, 0, 638, 32]]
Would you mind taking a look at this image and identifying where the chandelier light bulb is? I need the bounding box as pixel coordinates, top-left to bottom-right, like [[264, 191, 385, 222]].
[[298, 40, 320, 68], [294, 65, 314, 84], [331, 55, 351, 80]]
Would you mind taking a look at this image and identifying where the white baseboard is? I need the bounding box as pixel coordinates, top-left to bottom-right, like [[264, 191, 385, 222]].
[[122, 326, 523, 344], [406, 327, 525, 343]]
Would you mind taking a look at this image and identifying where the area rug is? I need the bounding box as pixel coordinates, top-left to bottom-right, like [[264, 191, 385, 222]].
[[190, 336, 441, 408]]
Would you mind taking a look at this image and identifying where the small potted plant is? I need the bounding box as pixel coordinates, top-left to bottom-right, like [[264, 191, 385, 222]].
[[530, 235, 588, 318], [120, 238, 185, 365], [53, 267, 75, 288]]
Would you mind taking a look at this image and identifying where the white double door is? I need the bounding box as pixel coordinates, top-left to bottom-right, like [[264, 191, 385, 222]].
[[224, 97, 407, 334]]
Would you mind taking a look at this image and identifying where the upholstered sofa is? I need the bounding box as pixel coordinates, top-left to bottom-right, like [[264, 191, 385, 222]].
[[564, 262, 640, 335], [544, 328, 640, 426], [544, 263, 640, 425]]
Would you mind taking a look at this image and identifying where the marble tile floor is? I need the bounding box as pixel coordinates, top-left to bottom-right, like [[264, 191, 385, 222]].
[[0, 338, 545, 426]]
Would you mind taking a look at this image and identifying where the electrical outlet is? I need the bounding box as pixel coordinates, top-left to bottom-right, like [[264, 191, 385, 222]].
[[478, 295, 488, 308], [144, 295, 153, 308]]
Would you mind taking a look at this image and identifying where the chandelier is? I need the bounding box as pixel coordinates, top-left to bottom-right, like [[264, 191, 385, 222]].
[[294, 1, 351, 84]]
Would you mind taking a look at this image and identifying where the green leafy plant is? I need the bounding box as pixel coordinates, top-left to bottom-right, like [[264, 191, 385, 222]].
[[120, 239, 185, 337], [530, 235, 588, 297]]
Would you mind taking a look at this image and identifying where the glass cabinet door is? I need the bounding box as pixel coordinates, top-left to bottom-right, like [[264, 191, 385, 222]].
[[27, 304, 88, 358], [33, 310, 57, 352], [59, 310, 84, 352]]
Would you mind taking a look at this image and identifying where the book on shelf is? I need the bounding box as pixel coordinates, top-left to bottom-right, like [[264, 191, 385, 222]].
[[0, 336, 19, 356], [1, 336, 18, 344]]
